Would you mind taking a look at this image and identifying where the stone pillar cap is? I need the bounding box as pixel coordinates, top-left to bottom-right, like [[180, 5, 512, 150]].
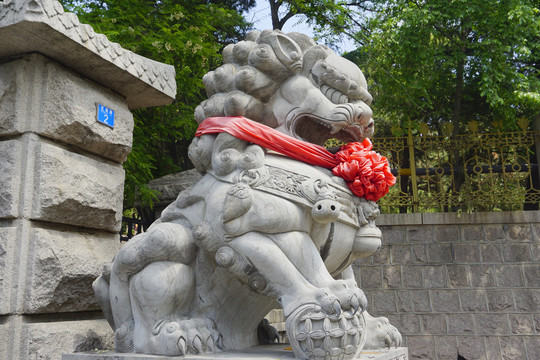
[[0, 0, 176, 109]]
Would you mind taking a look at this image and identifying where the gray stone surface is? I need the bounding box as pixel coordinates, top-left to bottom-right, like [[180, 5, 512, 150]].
[[433, 225, 460, 242], [431, 290, 460, 312], [422, 265, 446, 288], [501, 243, 531, 262], [0, 59, 21, 135], [422, 210, 540, 225], [447, 314, 474, 334], [484, 337, 501, 360], [469, 265, 496, 287], [460, 225, 485, 241], [524, 336, 540, 360], [509, 314, 535, 335], [411, 290, 431, 313], [62, 346, 410, 360], [0, 55, 134, 162], [360, 266, 383, 289], [406, 227, 432, 243], [0, 139, 22, 218], [434, 336, 457, 360], [379, 226, 406, 243], [447, 265, 469, 288], [411, 244, 427, 263], [402, 266, 422, 288], [479, 244, 502, 263], [32, 141, 124, 232], [375, 213, 422, 226], [23, 319, 114, 360], [459, 289, 487, 312], [0, 322, 8, 360], [475, 314, 509, 335], [396, 291, 412, 312], [24, 228, 120, 313], [334, 212, 540, 359], [453, 244, 481, 263], [513, 289, 540, 312], [0, 0, 176, 109], [456, 336, 486, 360], [495, 265, 524, 287], [421, 314, 446, 334], [0, 225, 16, 314], [487, 290, 515, 312], [391, 245, 412, 264], [383, 266, 401, 288], [499, 336, 525, 360], [407, 336, 434, 359], [523, 264, 540, 287]]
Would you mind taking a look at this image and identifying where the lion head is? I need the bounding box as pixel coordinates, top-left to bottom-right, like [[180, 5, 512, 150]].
[[195, 30, 374, 146]]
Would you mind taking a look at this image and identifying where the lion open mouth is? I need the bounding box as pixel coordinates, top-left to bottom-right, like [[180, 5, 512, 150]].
[[293, 115, 371, 146]]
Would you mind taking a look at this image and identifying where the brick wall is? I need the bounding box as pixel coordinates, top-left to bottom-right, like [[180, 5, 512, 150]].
[[354, 211, 540, 360]]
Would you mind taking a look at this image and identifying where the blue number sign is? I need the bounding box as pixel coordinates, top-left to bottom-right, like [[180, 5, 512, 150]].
[[97, 104, 115, 128]]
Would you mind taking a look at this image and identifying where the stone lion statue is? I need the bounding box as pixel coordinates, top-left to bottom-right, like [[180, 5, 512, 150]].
[[93, 30, 401, 359]]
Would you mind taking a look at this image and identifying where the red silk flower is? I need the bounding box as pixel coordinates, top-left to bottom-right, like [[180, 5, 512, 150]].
[[332, 139, 396, 201]]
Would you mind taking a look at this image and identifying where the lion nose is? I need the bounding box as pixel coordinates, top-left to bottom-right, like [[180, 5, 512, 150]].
[[311, 199, 341, 223], [348, 102, 372, 127]]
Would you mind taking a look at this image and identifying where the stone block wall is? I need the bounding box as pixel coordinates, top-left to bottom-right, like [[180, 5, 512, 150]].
[[0, 1, 176, 359], [0, 53, 128, 360], [354, 211, 540, 360]]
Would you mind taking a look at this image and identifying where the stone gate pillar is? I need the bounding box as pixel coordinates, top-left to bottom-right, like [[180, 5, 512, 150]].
[[0, 1, 176, 359]]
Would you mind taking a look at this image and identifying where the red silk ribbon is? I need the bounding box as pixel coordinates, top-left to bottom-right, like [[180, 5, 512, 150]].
[[196, 117, 396, 201]]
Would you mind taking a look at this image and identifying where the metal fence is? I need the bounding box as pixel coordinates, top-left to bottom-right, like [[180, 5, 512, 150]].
[[372, 129, 540, 213]]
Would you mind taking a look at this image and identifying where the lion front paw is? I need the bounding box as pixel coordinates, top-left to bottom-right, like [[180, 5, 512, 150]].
[[149, 318, 223, 356], [328, 279, 368, 314], [363, 314, 402, 349], [282, 287, 342, 318]]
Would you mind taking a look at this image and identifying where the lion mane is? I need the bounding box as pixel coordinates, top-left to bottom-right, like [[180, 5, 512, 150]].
[[195, 29, 373, 130]]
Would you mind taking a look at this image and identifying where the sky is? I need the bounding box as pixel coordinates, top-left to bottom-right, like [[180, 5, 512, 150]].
[[245, 1, 357, 53]]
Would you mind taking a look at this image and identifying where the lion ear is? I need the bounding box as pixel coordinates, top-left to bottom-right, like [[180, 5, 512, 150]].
[[301, 45, 330, 76], [266, 33, 303, 73]]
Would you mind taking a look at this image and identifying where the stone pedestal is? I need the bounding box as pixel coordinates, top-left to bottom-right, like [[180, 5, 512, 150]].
[[0, 1, 176, 359], [62, 346, 409, 360]]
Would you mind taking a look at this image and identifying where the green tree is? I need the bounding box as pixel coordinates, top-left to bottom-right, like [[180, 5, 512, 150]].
[[265, 0, 539, 133], [266, 0, 539, 212], [350, 0, 540, 136], [60, 0, 254, 208], [347, 0, 540, 207], [264, 1, 371, 48]]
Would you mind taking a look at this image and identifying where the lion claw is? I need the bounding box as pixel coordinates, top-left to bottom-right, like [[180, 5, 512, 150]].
[[152, 318, 221, 355], [350, 295, 360, 315], [192, 335, 203, 353], [332, 300, 342, 317], [177, 337, 186, 355]]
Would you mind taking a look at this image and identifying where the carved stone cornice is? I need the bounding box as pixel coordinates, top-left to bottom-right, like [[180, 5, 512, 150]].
[[0, 0, 176, 109]]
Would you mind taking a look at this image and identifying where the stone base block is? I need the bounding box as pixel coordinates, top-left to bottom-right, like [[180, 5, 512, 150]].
[[25, 319, 115, 360], [63, 346, 409, 360], [0, 317, 113, 360]]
